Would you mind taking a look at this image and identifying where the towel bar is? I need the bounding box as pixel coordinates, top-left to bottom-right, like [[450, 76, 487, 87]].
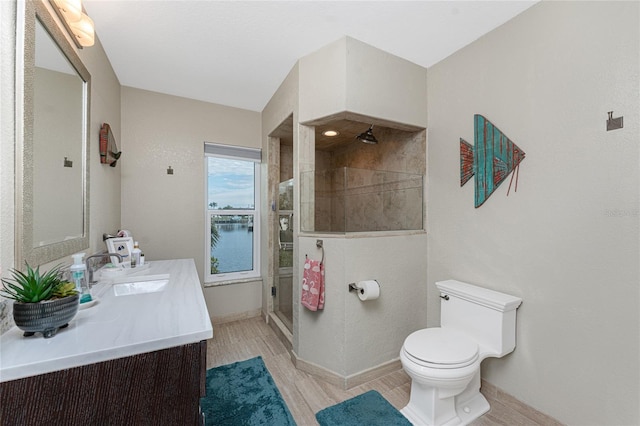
[[305, 239, 324, 264]]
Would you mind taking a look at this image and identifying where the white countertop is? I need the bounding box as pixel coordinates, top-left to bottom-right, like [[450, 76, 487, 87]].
[[0, 259, 213, 383]]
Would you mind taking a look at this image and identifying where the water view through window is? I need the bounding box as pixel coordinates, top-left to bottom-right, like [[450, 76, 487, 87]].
[[210, 215, 254, 273], [207, 157, 256, 276]]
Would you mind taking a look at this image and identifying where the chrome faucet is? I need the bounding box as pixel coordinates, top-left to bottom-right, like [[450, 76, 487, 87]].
[[86, 253, 123, 285]]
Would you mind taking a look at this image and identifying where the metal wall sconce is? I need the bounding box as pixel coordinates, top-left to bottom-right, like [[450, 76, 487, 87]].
[[50, 0, 95, 48]]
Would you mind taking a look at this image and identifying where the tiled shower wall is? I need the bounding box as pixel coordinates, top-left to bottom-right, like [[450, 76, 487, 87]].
[[313, 128, 426, 233]]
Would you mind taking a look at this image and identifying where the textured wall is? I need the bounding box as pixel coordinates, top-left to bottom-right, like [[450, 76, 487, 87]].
[[297, 232, 428, 377], [1, 2, 121, 334], [120, 87, 262, 321], [426, 2, 639, 424]]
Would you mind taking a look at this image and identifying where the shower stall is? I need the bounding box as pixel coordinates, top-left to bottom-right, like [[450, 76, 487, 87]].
[[302, 167, 423, 233]]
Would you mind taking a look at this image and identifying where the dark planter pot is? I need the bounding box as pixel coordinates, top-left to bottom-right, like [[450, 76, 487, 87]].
[[13, 294, 79, 338]]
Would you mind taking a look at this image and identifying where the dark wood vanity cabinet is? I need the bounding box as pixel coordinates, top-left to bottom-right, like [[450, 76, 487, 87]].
[[0, 341, 207, 426]]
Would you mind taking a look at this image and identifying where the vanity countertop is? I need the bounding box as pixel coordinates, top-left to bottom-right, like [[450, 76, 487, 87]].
[[0, 259, 213, 383]]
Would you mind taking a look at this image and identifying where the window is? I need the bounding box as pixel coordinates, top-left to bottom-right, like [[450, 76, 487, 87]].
[[204, 143, 261, 283]]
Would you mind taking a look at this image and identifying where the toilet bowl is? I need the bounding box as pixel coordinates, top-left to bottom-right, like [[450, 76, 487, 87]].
[[400, 280, 522, 426]]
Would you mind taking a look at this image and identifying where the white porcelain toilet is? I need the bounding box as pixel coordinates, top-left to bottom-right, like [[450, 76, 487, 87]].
[[400, 280, 522, 426]]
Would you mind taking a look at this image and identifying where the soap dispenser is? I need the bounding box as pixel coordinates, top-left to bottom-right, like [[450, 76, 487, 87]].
[[131, 241, 141, 268], [70, 253, 87, 300]]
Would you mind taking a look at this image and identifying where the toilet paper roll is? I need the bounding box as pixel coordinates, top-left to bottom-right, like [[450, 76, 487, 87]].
[[357, 280, 380, 301]]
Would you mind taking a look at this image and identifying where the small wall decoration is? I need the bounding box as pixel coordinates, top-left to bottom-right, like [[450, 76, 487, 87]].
[[99, 123, 122, 167], [460, 115, 525, 208]]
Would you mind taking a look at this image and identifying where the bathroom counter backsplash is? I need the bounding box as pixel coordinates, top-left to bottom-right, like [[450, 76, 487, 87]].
[[0, 258, 213, 382]]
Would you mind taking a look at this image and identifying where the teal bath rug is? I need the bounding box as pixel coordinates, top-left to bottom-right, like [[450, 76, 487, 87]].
[[201, 356, 296, 425], [316, 390, 412, 426]]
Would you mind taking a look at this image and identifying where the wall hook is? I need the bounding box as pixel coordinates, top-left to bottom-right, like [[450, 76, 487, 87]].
[[316, 240, 324, 264], [63, 157, 73, 167], [607, 111, 623, 131], [167, 166, 174, 175]]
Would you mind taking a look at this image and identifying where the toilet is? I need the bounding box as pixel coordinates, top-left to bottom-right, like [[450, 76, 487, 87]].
[[400, 280, 522, 426]]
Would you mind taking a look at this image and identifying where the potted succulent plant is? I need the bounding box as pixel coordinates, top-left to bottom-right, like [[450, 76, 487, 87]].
[[1, 263, 79, 338]]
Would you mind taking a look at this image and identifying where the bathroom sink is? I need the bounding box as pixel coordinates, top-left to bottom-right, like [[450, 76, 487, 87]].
[[98, 263, 151, 280], [112, 274, 170, 296]]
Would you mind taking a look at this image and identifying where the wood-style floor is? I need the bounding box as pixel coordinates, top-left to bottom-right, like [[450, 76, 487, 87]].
[[206, 317, 555, 426]]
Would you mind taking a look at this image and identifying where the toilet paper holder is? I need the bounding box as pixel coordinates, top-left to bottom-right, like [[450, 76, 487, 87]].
[[348, 280, 379, 294]]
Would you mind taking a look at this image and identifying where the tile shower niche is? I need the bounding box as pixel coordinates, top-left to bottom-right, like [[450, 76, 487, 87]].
[[300, 122, 426, 234]]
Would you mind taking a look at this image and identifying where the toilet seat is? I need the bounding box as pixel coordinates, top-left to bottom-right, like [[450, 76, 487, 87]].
[[403, 328, 478, 369]]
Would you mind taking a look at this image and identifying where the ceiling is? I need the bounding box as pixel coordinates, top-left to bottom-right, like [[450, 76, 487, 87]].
[[83, 1, 538, 113]]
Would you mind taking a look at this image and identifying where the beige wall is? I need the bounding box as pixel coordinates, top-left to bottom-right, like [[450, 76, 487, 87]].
[[298, 38, 347, 123], [78, 32, 123, 258], [299, 37, 428, 129], [0, 2, 122, 332], [294, 38, 430, 380], [345, 37, 428, 128], [120, 87, 262, 321], [426, 2, 639, 424], [297, 233, 428, 377]]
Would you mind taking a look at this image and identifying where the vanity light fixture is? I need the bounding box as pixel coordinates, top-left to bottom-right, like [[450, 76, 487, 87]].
[[51, 0, 95, 48], [52, 0, 82, 22], [322, 130, 340, 137], [356, 125, 378, 144], [69, 13, 95, 47]]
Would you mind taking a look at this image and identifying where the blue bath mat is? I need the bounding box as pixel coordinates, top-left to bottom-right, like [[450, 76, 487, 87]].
[[316, 390, 412, 426], [200, 356, 296, 425]]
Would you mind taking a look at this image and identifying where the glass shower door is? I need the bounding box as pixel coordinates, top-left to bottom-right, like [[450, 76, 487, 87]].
[[275, 179, 294, 331]]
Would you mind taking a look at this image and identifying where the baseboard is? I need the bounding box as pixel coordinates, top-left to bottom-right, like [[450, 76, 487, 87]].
[[210, 309, 262, 325], [345, 359, 403, 389], [481, 379, 564, 425], [266, 312, 293, 353], [291, 351, 347, 388], [265, 314, 404, 390], [291, 351, 403, 390]]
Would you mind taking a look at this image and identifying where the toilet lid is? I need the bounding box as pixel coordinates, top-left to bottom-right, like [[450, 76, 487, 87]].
[[404, 328, 478, 367]]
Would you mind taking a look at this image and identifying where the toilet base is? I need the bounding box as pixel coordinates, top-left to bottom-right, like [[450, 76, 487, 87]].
[[401, 391, 490, 426]]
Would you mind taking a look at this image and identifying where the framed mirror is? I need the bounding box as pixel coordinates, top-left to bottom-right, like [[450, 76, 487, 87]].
[[16, 0, 91, 267]]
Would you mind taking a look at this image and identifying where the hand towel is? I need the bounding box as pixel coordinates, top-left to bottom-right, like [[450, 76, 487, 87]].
[[301, 258, 324, 311]]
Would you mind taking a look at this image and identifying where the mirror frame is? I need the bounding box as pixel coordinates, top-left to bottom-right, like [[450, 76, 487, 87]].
[[16, 0, 91, 267]]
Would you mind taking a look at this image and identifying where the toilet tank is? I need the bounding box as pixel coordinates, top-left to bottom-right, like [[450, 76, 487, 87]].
[[436, 280, 522, 358]]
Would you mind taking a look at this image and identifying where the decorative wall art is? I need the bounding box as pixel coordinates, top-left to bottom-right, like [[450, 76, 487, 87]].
[[99, 123, 122, 167], [460, 115, 525, 208]]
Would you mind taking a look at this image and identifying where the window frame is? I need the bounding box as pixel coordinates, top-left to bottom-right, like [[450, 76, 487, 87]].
[[204, 143, 261, 284]]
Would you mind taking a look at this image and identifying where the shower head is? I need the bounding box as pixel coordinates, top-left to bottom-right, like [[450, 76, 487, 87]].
[[356, 125, 378, 144]]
